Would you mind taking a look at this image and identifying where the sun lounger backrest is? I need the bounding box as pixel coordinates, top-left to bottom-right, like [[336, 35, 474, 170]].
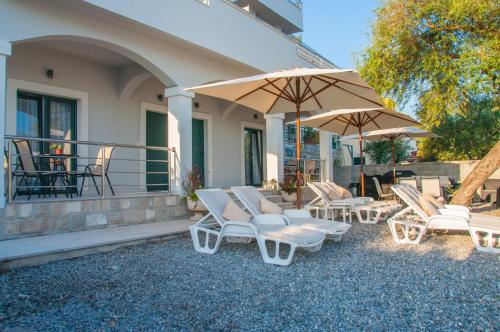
[[308, 182, 330, 203], [231, 186, 264, 216], [195, 189, 232, 226], [400, 184, 420, 201], [392, 185, 430, 222]]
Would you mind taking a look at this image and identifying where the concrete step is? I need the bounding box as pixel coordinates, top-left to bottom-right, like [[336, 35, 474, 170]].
[[0, 219, 193, 270]]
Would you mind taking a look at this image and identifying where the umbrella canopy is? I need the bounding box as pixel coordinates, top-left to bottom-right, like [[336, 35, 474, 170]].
[[187, 68, 384, 208], [342, 127, 439, 142], [299, 108, 421, 196], [342, 127, 438, 183], [187, 68, 383, 114]]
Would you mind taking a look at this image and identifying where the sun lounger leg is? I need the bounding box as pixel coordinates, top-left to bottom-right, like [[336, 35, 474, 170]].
[[468, 226, 499, 254], [387, 218, 426, 244], [190, 225, 223, 254], [256, 238, 298, 266]]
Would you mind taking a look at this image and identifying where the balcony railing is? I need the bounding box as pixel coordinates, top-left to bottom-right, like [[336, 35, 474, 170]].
[[222, 0, 337, 69], [288, 0, 303, 10], [4, 136, 176, 203]]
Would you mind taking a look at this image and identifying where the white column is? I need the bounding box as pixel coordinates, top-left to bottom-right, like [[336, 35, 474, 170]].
[[0, 41, 11, 208], [264, 113, 285, 183], [320, 130, 334, 182], [165, 87, 194, 195]]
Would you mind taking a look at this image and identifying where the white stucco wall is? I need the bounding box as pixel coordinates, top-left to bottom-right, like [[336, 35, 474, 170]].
[[6, 43, 266, 191]]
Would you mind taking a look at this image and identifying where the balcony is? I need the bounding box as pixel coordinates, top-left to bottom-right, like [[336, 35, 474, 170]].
[[78, 0, 335, 72], [229, 0, 303, 34]]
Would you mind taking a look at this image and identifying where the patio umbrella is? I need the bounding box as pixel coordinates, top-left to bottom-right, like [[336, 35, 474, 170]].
[[342, 127, 439, 184], [298, 108, 420, 196], [187, 68, 384, 208]]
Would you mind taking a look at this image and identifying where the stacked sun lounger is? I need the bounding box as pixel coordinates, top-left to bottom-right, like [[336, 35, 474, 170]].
[[388, 184, 500, 253], [307, 182, 401, 224]]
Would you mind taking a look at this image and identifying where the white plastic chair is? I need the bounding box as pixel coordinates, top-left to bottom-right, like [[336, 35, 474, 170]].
[[421, 176, 442, 198], [388, 185, 500, 253], [231, 186, 351, 242], [372, 177, 395, 200], [399, 177, 418, 190], [191, 188, 325, 266]]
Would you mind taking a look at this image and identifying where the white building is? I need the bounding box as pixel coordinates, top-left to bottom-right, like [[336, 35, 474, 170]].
[[0, 0, 340, 238]]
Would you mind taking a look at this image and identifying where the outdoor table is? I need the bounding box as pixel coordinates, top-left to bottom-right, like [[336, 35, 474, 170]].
[[42, 153, 75, 198]]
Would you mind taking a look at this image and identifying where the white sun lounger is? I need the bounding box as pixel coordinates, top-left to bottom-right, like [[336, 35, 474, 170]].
[[308, 182, 400, 224], [231, 186, 351, 242], [400, 183, 470, 215], [388, 185, 500, 253], [190, 189, 326, 265]]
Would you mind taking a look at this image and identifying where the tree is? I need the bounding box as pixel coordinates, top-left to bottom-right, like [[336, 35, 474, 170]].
[[364, 140, 411, 164], [417, 98, 500, 161], [357, 0, 500, 204]]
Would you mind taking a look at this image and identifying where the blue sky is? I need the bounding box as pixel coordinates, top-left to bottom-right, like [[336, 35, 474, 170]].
[[301, 1, 379, 69], [301, 1, 418, 116]]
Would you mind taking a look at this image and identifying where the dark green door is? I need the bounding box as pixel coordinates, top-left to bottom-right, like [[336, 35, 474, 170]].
[[146, 111, 168, 191], [192, 119, 205, 184]]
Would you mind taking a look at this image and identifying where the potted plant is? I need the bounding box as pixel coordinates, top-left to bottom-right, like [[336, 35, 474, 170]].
[[279, 176, 297, 202], [50, 144, 63, 155], [182, 168, 207, 221], [262, 178, 278, 191]]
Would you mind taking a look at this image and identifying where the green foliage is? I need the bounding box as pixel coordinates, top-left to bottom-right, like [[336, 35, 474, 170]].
[[357, 0, 499, 160], [418, 98, 500, 160], [279, 175, 297, 194], [182, 168, 204, 201], [363, 140, 411, 164]]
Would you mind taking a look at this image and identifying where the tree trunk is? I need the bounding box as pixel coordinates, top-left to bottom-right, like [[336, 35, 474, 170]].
[[451, 141, 500, 205]]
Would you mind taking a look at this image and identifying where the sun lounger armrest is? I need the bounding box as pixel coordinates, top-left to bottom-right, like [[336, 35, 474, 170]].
[[282, 209, 311, 219], [438, 208, 470, 219], [444, 205, 470, 213], [223, 220, 259, 233], [252, 214, 289, 226], [429, 214, 467, 223]]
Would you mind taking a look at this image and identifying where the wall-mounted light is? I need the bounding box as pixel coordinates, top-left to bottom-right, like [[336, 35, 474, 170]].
[[253, 113, 258, 120], [157, 94, 164, 102], [194, 102, 200, 109], [46, 69, 54, 79]]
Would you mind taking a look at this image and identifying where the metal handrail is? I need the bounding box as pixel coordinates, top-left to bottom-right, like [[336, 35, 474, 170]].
[[5, 135, 176, 203], [4, 135, 175, 152], [288, 0, 303, 9]]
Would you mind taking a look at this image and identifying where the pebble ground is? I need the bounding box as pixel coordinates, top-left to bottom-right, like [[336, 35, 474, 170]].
[[0, 223, 498, 331]]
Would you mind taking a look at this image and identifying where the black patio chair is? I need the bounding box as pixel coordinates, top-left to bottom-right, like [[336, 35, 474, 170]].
[[78, 146, 115, 196], [11, 139, 56, 200]]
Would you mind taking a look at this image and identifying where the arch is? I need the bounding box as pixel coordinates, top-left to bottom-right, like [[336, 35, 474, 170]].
[[118, 69, 153, 104], [12, 35, 176, 87]]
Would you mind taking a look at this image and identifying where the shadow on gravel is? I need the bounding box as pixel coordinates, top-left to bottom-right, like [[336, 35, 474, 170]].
[[0, 223, 497, 331]]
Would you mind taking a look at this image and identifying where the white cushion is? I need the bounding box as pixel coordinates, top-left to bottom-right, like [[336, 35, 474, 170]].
[[260, 198, 283, 215], [328, 189, 342, 200], [222, 200, 251, 222], [418, 194, 440, 217], [422, 192, 444, 209], [337, 186, 353, 199]]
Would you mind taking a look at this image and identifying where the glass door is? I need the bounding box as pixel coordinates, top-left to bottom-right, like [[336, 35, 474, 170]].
[[192, 119, 205, 184], [16, 91, 77, 193], [244, 128, 263, 186]]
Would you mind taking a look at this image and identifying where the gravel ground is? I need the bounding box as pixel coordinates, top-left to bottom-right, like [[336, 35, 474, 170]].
[[0, 223, 498, 331]]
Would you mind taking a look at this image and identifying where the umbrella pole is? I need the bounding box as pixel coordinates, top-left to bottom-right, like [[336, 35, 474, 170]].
[[358, 128, 365, 197], [392, 139, 396, 184], [295, 102, 302, 209]]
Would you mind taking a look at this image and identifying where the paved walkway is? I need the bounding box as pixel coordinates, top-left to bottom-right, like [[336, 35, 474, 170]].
[[0, 219, 193, 268]]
